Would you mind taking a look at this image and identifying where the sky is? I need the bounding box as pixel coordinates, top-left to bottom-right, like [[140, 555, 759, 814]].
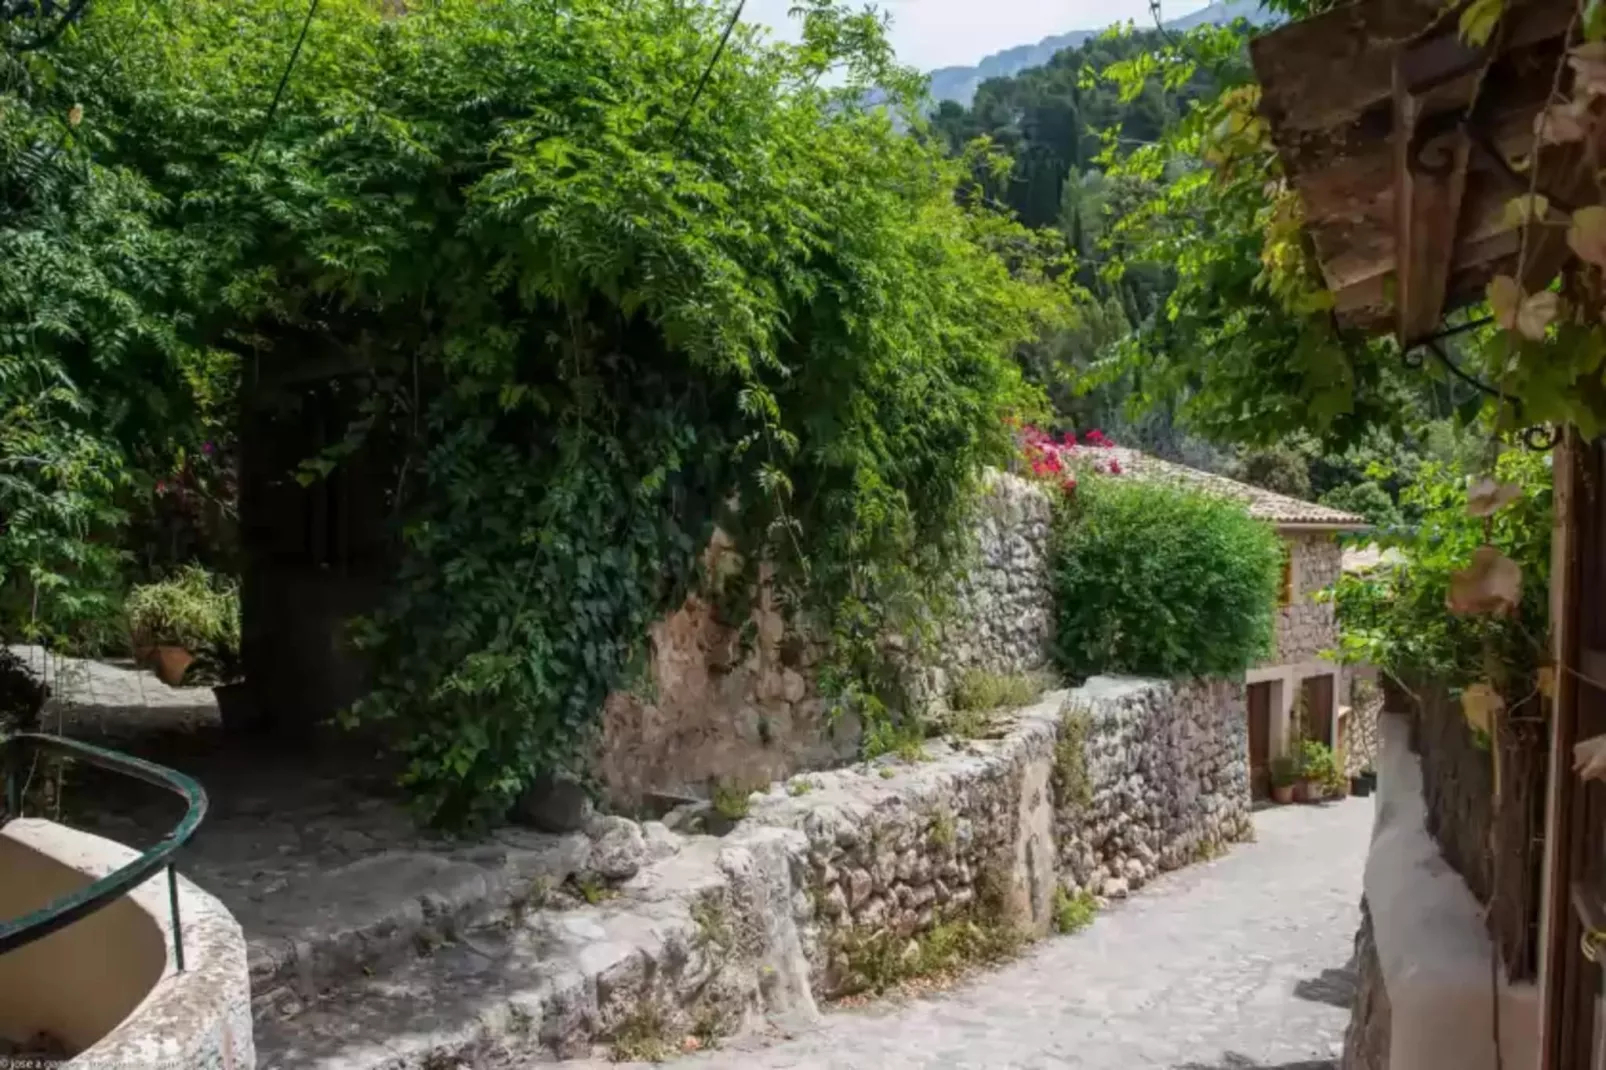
[[740, 0, 1215, 72]]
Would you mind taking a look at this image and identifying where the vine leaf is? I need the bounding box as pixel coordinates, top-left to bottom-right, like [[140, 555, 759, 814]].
[[1502, 192, 1549, 229], [1569, 205, 1606, 268], [1467, 476, 1522, 517], [1570, 41, 1606, 97], [1488, 275, 1559, 340], [1575, 734, 1606, 782], [1461, 681, 1504, 735], [1534, 97, 1591, 145], [1459, 0, 1504, 46], [1447, 544, 1523, 615]]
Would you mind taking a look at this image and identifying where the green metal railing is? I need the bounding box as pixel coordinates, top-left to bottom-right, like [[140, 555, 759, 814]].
[[0, 733, 208, 969]]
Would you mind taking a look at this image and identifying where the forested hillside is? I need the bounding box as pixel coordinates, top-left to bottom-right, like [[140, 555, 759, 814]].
[[924, 9, 1490, 514]]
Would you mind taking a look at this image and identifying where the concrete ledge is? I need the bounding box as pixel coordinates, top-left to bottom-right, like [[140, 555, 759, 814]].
[[2, 818, 254, 1069], [1356, 714, 1538, 1070]]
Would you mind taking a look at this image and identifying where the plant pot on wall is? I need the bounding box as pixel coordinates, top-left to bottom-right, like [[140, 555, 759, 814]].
[[151, 645, 194, 687]]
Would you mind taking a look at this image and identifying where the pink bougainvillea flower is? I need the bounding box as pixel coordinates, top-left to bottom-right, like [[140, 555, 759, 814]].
[[1108, 458, 1124, 475], [155, 481, 167, 494], [202, 441, 216, 455], [1061, 431, 1077, 447]]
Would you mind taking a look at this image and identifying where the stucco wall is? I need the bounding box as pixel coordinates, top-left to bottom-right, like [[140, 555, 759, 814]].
[[597, 472, 1056, 810], [1273, 532, 1341, 666], [1340, 714, 1539, 1070]]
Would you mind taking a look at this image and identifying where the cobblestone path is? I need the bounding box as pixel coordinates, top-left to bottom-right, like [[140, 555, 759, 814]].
[[683, 797, 1371, 1070]]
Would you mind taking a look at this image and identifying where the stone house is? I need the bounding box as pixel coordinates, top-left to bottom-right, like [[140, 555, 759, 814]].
[[1103, 449, 1369, 798]]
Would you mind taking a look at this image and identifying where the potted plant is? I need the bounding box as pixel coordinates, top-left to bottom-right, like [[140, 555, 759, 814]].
[[1268, 755, 1299, 804], [1298, 740, 1341, 802], [1352, 764, 1378, 797], [126, 566, 239, 688]]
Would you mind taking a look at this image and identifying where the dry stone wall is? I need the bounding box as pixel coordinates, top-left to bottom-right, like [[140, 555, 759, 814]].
[[597, 471, 1056, 810], [1274, 533, 1342, 665], [1055, 677, 1253, 899], [742, 675, 1251, 997], [909, 471, 1055, 710]]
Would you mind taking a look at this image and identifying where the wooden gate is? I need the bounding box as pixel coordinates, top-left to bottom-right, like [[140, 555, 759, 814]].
[[1248, 681, 1272, 799]]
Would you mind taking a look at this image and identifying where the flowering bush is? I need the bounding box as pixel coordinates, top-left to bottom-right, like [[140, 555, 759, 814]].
[[1050, 475, 1283, 680], [1020, 425, 1123, 496]]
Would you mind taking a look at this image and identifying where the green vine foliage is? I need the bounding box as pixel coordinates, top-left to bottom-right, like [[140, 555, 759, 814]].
[[1331, 449, 1552, 696], [1092, 22, 1424, 451], [0, 36, 219, 651], [1050, 475, 1283, 681], [39, 0, 1067, 825]]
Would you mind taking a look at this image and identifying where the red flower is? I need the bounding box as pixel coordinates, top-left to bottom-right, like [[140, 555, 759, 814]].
[[1108, 458, 1124, 475]]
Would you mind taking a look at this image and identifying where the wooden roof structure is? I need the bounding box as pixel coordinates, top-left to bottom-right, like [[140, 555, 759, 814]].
[[1249, 0, 1580, 345]]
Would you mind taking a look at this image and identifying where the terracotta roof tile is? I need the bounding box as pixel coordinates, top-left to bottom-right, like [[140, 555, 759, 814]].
[[1094, 448, 1370, 530]]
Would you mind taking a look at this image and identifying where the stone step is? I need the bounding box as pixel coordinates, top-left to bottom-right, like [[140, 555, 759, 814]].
[[245, 829, 595, 1003], [252, 829, 820, 1068]]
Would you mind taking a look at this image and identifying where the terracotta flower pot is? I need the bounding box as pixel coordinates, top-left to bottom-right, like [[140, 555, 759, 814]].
[[1292, 780, 1314, 804], [151, 645, 194, 687], [1271, 783, 1295, 805]]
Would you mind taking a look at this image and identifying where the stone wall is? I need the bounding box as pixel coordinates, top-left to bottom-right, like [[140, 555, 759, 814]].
[[1274, 532, 1341, 665], [910, 471, 1055, 710], [1341, 901, 1390, 1070], [1055, 677, 1253, 899], [598, 471, 1056, 811], [743, 676, 1251, 997]]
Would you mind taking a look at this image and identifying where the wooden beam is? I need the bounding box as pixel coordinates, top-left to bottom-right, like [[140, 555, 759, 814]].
[[1392, 39, 1473, 346]]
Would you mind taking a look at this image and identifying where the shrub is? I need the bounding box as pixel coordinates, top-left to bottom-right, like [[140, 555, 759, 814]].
[[1050, 477, 1283, 680], [1319, 481, 1400, 529], [1268, 755, 1300, 789], [1298, 740, 1343, 792]]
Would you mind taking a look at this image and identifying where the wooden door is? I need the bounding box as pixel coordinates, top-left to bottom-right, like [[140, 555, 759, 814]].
[[1303, 673, 1335, 748], [1248, 682, 1272, 799], [1547, 435, 1606, 1070]]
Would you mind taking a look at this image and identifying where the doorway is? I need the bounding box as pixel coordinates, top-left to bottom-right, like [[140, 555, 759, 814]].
[[1248, 681, 1273, 800], [1302, 673, 1336, 749]]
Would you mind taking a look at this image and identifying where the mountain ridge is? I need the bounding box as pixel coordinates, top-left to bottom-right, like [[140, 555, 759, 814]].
[[926, 0, 1272, 105]]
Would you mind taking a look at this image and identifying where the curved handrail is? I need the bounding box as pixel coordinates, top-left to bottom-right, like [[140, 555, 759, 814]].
[[0, 732, 208, 963]]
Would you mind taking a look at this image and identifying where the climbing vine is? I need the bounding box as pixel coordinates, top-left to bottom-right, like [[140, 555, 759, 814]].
[[23, 0, 1069, 825]]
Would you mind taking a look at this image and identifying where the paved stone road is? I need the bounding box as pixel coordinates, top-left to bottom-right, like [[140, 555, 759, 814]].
[[682, 797, 1372, 1070]]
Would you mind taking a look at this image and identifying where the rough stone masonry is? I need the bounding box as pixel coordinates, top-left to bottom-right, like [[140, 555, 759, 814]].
[[252, 677, 1253, 1068]]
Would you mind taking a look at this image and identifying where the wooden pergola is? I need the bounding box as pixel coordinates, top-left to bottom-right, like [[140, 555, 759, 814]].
[[1251, 0, 1577, 343], [1250, 2, 1606, 1067]]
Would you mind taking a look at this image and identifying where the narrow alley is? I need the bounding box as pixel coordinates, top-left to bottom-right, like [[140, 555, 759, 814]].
[[657, 799, 1371, 1070]]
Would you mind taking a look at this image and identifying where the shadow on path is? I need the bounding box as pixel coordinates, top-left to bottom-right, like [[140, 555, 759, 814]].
[[1292, 957, 1358, 1010]]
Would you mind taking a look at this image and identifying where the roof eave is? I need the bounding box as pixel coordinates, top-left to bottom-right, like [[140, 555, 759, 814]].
[[1272, 520, 1373, 533]]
